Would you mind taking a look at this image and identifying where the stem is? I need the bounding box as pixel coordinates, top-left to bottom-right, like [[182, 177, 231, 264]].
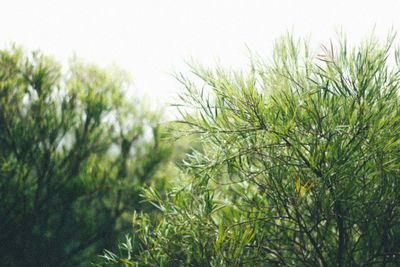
[[334, 200, 346, 267]]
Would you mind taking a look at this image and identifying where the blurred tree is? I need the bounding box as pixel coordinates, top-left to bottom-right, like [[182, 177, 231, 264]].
[[0, 47, 172, 266], [101, 34, 400, 266]]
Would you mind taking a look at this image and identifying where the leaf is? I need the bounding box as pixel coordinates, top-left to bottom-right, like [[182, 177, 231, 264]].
[[295, 177, 301, 194]]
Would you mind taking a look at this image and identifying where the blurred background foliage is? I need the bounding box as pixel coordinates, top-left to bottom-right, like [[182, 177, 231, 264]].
[[0, 46, 176, 266]]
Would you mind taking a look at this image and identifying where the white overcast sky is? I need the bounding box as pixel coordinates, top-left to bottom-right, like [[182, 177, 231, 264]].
[[1, 0, 399, 109]]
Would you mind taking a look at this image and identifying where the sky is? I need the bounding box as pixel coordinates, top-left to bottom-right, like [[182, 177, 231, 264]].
[[1, 0, 400, 111]]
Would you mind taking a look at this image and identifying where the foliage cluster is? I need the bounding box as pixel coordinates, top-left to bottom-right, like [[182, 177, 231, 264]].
[[101, 35, 400, 266], [2, 34, 400, 267], [0, 47, 172, 266]]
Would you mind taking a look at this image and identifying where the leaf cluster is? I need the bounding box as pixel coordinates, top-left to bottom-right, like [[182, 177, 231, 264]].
[[0, 47, 172, 266], [102, 34, 400, 266]]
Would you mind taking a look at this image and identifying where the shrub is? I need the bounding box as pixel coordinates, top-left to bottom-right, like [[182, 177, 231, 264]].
[[0, 47, 172, 266], [101, 35, 400, 266]]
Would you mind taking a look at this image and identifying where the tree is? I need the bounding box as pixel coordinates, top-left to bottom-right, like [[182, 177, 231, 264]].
[[101, 35, 400, 266], [0, 47, 172, 266]]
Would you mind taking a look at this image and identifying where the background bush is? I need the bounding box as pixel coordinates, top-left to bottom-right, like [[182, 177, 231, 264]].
[[0, 47, 172, 266]]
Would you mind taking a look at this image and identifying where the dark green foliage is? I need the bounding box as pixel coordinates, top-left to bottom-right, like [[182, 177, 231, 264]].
[[0, 47, 172, 266], [101, 35, 400, 266]]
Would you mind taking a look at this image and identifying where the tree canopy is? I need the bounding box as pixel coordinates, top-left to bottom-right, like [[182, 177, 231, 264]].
[[0, 47, 172, 266]]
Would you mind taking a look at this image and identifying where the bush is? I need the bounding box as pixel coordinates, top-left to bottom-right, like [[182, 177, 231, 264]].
[[0, 47, 172, 266], [101, 35, 400, 266]]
